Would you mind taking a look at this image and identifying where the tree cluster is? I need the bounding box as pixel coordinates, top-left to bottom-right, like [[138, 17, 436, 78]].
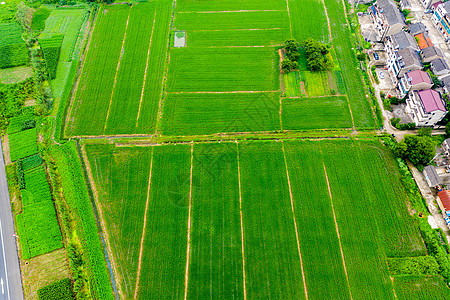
[[394, 134, 436, 167], [304, 38, 331, 72], [281, 39, 299, 73]]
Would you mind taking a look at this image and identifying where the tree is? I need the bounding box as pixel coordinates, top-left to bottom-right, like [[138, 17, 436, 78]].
[[395, 135, 436, 166], [284, 39, 299, 53], [303, 38, 330, 72], [281, 58, 298, 73], [445, 122, 450, 137], [417, 127, 432, 136]]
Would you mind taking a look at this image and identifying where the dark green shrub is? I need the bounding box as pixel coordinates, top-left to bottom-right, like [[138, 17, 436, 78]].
[[38, 278, 74, 300]]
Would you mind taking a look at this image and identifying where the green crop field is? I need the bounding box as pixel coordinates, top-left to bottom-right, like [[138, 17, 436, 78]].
[[394, 276, 450, 299], [0, 22, 29, 69], [16, 166, 63, 259], [288, 0, 330, 42], [82, 140, 425, 298], [282, 96, 352, 130], [9, 128, 38, 161]]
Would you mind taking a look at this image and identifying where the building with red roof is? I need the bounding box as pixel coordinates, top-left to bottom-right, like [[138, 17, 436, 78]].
[[415, 32, 433, 49], [406, 89, 447, 126], [397, 70, 433, 97], [438, 190, 450, 216]]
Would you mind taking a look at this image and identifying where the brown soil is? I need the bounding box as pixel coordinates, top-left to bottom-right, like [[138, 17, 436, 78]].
[[183, 143, 194, 300], [2, 134, 11, 165]]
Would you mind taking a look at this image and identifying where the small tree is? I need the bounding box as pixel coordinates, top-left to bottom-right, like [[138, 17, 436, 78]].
[[281, 59, 298, 73], [284, 39, 299, 53], [395, 135, 436, 166]]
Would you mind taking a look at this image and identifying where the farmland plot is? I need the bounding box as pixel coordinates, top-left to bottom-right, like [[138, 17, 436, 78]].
[[320, 140, 424, 299], [283, 141, 351, 299], [66, 4, 130, 136], [176, 0, 287, 11], [282, 96, 352, 130], [161, 92, 280, 135], [187, 143, 244, 298], [394, 276, 450, 299], [104, 2, 156, 134], [137, 144, 191, 299], [288, 0, 330, 42], [238, 142, 306, 299], [167, 47, 278, 92], [86, 144, 152, 298]]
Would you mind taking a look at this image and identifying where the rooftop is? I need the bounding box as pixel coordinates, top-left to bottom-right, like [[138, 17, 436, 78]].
[[377, 0, 406, 26], [421, 45, 443, 59], [406, 70, 432, 85], [398, 47, 422, 68], [415, 32, 433, 49], [417, 89, 446, 113], [438, 190, 450, 211], [431, 58, 450, 72], [424, 165, 442, 187], [409, 22, 427, 36], [391, 31, 418, 50]]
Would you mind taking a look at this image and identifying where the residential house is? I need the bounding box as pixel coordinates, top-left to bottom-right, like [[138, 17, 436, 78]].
[[408, 22, 427, 36], [442, 138, 450, 156], [437, 190, 450, 216], [397, 70, 433, 97], [424, 165, 442, 188], [406, 89, 447, 126], [400, 0, 412, 10], [441, 74, 450, 93], [370, 0, 406, 41], [431, 58, 450, 76], [420, 0, 441, 8], [387, 47, 423, 84], [421, 45, 444, 63], [433, 1, 450, 41], [415, 32, 433, 49]]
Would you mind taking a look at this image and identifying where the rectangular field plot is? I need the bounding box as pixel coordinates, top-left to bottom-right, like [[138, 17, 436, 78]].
[[161, 92, 280, 135], [137, 144, 191, 299], [320, 140, 424, 299], [288, 0, 330, 43], [282, 96, 352, 130], [85, 144, 153, 298], [238, 142, 306, 299], [66, 4, 130, 136], [394, 276, 450, 299], [187, 143, 244, 298], [174, 10, 289, 31], [283, 141, 351, 299], [167, 47, 278, 92], [104, 2, 156, 134], [187, 28, 290, 47], [176, 0, 287, 11]]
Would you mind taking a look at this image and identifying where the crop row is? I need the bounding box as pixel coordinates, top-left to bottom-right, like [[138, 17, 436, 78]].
[[9, 128, 38, 161], [176, 0, 286, 12], [288, 0, 330, 43]]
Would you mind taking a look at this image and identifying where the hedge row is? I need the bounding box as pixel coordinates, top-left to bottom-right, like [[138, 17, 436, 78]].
[[388, 256, 439, 276]]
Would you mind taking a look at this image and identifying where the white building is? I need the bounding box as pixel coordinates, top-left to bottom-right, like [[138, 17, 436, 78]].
[[369, 0, 406, 41], [406, 89, 447, 126]]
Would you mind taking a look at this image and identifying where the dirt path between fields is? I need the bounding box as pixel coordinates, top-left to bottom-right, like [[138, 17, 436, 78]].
[[321, 0, 333, 42], [284, 0, 293, 35], [104, 11, 131, 132], [322, 163, 353, 300], [183, 143, 194, 300], [81, 145, 122, 298], [235, 142, 247, 300], [133, 150, 154, 298], [282, 142, 308, 298], [136, 11, 157, 127], [2, 135, 11, 165]]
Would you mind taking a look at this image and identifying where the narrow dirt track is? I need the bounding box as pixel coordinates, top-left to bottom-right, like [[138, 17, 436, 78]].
[[183, 143, 194, 300]]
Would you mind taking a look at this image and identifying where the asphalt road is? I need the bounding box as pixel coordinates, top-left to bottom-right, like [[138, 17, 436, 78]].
[[0, 139, 23, 300]]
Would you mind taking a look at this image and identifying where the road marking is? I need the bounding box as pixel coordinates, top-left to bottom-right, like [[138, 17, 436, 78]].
[[0, 219, 11, 300], [1, 278, 4, 294]]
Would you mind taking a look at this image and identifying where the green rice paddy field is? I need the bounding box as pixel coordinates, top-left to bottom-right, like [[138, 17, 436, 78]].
[[84, 140, 428, 299], [65, 0, 375, 137]]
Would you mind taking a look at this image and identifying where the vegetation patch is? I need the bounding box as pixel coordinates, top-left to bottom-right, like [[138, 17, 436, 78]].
[[9, 127, 38, 161], [39, 34, 64, 79], [38, 278, 74, 300], [0, 22, 29, 69]]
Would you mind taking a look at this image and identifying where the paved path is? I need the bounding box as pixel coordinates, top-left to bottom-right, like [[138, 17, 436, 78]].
[[0, 139, 23, 300]]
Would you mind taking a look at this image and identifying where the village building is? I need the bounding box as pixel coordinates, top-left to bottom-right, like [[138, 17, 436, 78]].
[[432, 1, 450, 42], [437, 190, 450, 216], [431, 58, 450, 76], [408, 22, 427, 35], [420, 45, 444, 63], [423, 165, 443, 188], [397, 70, 433, 98], [406, 89, 447, 126], [387, 47, 423, 84], [370, 0, 406, 41], [441, 138, 450, 156], [419, 0, 441, 8]]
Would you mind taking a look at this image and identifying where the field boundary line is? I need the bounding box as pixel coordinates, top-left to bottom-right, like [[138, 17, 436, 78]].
[[104, 9, 131, 133], [133, 149, 154, 298], [178, 9, 286, 14], [345, 95, 356, 130], [282, 142, 308, 299], [322, 163, 353, 300], [183, 143, 194, 300], [136, 10, 157, 127], [167, 90, 278, 94], [205, 45, 271, 48], [235, 142, 247, 300], [154, 0, 176, 135], [192, 28, 284, 32], [80, 145, 122, 298], [285, 0, 292, 35], [321, 0, 333, 42]]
